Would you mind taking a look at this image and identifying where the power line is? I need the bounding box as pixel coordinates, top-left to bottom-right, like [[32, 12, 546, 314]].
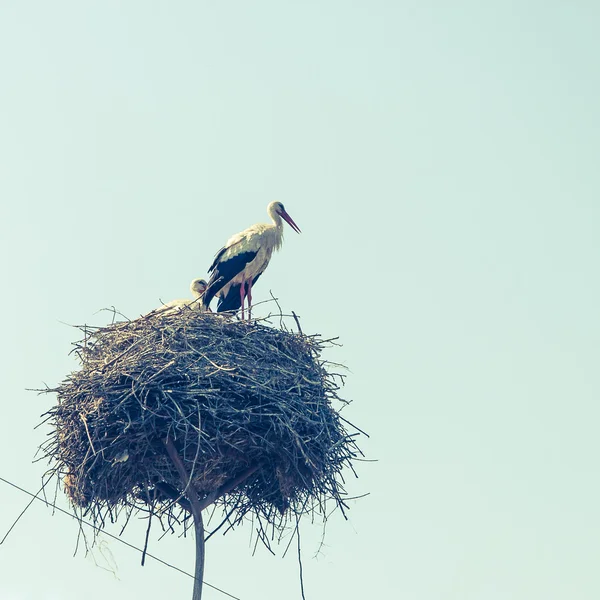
[[0, 476, 241, 600]]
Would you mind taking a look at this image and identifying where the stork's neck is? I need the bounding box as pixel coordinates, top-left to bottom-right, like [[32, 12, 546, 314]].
[[270, 212, 284, 230], [268, 204, 283, 228], [266, 210, 284, 251]]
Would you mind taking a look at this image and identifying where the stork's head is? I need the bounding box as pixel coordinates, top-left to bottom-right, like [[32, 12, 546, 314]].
[[190, 278, 208, 297], [268, 201, 301, 234]]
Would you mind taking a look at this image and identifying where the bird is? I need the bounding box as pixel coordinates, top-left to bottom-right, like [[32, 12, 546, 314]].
[[111, 449, 129, 465], [155, 278, 208, 315], [202, 201, 301, 318]]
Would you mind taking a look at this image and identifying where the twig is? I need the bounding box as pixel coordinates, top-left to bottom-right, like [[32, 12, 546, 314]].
[[141, 508, 153, 566], [268, 290, 284, 329], [291, 311, 303, 335], [297, 521, 306, 600], [80, 414, 97, 455]]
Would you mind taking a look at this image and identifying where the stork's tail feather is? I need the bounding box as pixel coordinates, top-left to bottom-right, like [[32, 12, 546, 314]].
[[202, 277, 225, 310], [216, 284, 243, 313]]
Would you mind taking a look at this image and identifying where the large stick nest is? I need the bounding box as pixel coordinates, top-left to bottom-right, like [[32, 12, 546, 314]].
[[40, 308, 362, 542]]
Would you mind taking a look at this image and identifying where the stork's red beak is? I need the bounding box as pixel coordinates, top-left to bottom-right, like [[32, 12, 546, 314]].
[[281, 210, 301, 234]]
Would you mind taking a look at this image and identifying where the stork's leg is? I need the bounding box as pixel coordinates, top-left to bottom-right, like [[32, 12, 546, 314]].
[[239, 281, 246, 320], [247, 280, 253, 320]]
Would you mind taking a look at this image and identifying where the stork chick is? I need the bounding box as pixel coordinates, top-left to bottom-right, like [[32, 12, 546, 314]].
[[156, 278, 208, 315]]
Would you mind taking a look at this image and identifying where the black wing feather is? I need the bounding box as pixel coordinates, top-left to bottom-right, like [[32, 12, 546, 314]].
[[202, 250, 258, 309], [208, 246, 228, 274]]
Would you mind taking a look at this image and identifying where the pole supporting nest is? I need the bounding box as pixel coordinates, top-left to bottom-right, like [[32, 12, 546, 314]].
[[164, 437, 206, 600], [164, 438, 263, 600]]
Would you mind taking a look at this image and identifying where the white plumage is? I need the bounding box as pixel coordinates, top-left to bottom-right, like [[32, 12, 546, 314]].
[[202, 201, 301, 318], [155, 278, 208, 315]]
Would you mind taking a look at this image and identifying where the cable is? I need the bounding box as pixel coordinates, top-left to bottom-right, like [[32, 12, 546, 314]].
[[0, 476, 241, 600]]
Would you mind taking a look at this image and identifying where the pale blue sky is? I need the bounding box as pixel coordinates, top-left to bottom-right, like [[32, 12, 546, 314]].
[[1, 2, 599, 599]]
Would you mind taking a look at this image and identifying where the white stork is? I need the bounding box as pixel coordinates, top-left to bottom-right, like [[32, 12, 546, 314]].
[[202, 201, 301, 318], [156, 278, 208, 315]]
